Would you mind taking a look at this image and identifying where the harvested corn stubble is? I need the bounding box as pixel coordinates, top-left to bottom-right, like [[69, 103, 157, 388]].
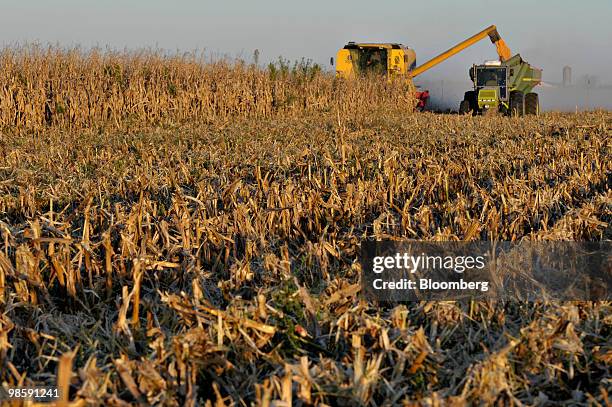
[[0, 48, 611, 406]]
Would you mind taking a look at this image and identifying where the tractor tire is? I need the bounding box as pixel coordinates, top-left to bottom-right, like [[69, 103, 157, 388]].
[[464, 90, 477, 111], [459, 100, 471, 115], [509, 91, 524, 117], [525, 93, 539, 115]]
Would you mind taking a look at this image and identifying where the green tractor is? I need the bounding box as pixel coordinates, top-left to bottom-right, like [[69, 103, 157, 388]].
[[459, 54, 542, 116]]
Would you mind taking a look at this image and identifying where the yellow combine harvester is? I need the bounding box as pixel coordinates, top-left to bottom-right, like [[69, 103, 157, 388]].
[[335, 42, 429, 109]]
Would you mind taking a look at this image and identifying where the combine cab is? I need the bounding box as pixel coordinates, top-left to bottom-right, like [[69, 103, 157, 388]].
[[460, 55, 542, 116], [335, 42, 430, 110]]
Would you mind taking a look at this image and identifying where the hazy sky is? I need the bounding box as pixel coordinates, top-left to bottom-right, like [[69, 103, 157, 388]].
[[1, 0, 611, 84]]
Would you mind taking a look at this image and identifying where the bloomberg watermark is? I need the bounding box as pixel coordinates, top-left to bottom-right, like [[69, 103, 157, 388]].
[[361, 241, 611, 301]]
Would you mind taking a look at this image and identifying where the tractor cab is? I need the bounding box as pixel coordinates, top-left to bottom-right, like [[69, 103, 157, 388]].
[[470, 61, 509, 111]]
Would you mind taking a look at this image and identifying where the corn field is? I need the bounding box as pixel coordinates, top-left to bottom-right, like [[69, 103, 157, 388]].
[[0, 46, 413, 131], [0, 48, 611, 406]]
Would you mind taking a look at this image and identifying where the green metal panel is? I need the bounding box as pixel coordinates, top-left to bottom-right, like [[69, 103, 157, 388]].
[[506, 54, 541, 94], [477, 88, 499, 109]]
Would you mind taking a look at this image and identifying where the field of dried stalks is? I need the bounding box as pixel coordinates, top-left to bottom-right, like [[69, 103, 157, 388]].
[[0, 48, 611, 406], [0, 46, 413, 131]]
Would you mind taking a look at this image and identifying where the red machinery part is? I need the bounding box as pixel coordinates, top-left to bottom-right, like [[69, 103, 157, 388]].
[[415, 90, 429, 111]]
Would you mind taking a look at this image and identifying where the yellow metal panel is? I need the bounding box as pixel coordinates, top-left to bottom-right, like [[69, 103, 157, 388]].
[[402, 47, 417, 71], [335, 49, 353, 78], [479, 89, 497, 98], [388, 49, 404, 76], [354, 43, 393, 49], [478, 89, 499, 108]]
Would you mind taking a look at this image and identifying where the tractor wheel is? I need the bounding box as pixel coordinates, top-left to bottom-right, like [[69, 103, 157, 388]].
[[464, 90, 477, 111], [509, 91, 524, 117], [525, 93, 539, 115], [459, 100, 471, 115]]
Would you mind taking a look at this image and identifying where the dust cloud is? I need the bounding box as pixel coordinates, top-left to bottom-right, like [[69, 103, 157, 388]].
[[415, 78, 612, 112], [414, 72, 612, 113]]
